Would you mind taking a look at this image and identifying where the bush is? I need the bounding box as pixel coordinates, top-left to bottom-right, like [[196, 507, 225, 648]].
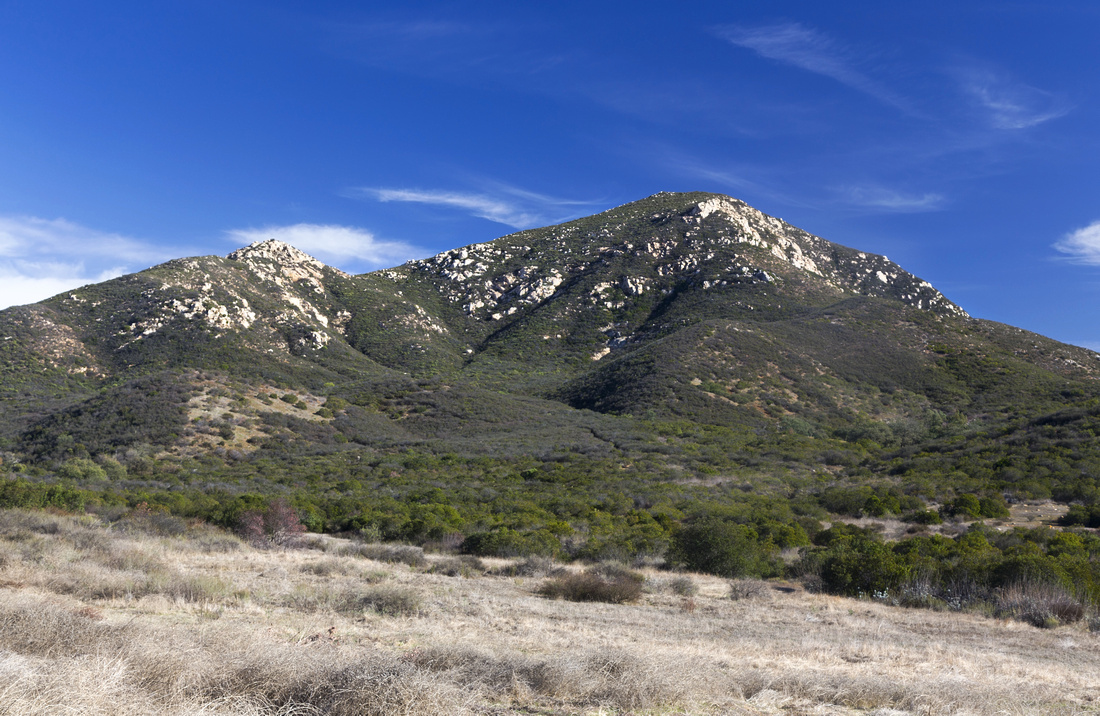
[[461, 527, 560, 558], [539, 570, 644, 604], [945, 494, 982, 520], [994, 580, 1088, 628], [669, 518, 779, 578], [798, 538, 909, 597], [903, 509, 943, 525], [237, 498, 306, 546], [979, 495, 1011, 519], [57, 458, 107, 482], [1060, 503, 1100, 528], [589, 561, 645, 584]]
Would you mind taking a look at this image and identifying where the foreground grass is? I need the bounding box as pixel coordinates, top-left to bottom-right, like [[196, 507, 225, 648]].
[[1, 509, 1098, 714]]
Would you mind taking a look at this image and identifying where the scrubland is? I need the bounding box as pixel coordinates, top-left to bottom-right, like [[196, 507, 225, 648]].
[[1, 508, 1098, 715]]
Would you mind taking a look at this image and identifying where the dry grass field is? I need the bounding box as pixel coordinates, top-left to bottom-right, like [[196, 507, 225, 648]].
[[1, 508, 1098, 715]]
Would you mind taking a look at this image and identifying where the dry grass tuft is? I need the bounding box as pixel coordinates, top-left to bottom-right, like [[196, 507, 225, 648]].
[[492, 555, 560, 577], [668, 574, 699, 596], [539, 568, 644, 604], [355, 585, 422, 616], [728, 578, 772, 600], [0, 596, 128, 658], [426, 555, 485, 577], [336, 542, 427, 568], [406, 644, 690, 711], [994, 579, 1089, 628], [0, 592, 466, 715]]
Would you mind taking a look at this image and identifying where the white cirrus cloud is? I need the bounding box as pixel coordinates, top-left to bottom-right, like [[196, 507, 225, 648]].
[[0, 215, 175, 310], [956, 68, 1071, 130], [714, 23, 909, 111], [839, 185, 947, 213], [358, 185, 601, 229], [225, 223, 422, 270], [370, 188, 542, 228], [1054, 221, 1100, 266]]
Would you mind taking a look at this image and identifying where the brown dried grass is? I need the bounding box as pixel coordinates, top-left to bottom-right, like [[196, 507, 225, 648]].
[[2, 508, 1099, 714]]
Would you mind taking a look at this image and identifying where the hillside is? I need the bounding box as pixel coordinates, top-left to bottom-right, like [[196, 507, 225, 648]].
[[2, 191, 1100, 598]]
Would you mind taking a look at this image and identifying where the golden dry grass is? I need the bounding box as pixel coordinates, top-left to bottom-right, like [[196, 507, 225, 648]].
[[1, 508, 1098, 715]]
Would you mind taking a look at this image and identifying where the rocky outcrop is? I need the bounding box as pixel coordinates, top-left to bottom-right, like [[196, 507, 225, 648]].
[[401, 192, 966, 323]]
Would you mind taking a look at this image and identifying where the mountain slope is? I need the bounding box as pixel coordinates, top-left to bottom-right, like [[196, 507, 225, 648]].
[[1, 191, 1098, 508]]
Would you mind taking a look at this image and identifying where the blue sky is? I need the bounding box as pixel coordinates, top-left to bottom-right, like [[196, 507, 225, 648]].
[[1, 1, 1099, 349]]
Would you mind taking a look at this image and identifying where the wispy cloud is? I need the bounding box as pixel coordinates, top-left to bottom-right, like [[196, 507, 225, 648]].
[[714, 23, 910, 111], [0, 215, 174, 310], [226, 223, 421, 269], [0, 215, 167, 263], [956, 67, 1071, 130], [838, 185, 947, 212], [369, 189, 542, 228], [1054, 220, 1100, 265], [356, 185, 601, 229]]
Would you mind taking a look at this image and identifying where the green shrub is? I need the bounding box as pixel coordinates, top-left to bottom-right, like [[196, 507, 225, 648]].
[[1059, 503, 1100, 528], [669, 518, 779, 578], [461, 527, 560, 558], [57, 458, 107, 482], [799, 538, 909, 597], [946, 494, 982, 520], [0, 479, 87, 512], [903, 509, 943, 525], [979, 495, 1011, 518]]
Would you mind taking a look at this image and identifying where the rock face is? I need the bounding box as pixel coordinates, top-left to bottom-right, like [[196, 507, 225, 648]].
[[228, 239, 349, 288], [398, 192, 965, 329]]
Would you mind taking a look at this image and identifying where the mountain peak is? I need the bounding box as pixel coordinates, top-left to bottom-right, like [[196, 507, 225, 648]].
[[402, 191, 966, 325], [228, 239, 324, 268], [227, 239, 348, 284]]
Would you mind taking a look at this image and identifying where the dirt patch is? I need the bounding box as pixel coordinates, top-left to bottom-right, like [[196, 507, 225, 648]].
[[1000, 501, 1070, 530]]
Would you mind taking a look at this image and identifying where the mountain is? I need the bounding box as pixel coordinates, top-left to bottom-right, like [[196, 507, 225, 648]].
[[3, 191, 1100, 540]]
